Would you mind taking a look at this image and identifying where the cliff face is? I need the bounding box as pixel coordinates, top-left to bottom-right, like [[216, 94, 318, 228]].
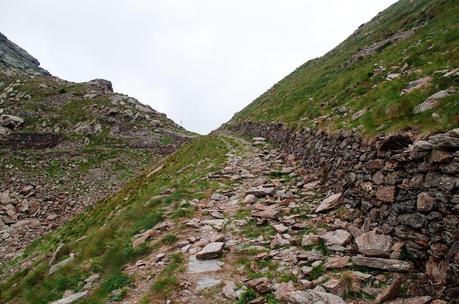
[[0, 32, 193, 262]]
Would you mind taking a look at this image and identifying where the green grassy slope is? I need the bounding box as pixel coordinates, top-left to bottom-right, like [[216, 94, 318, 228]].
[[230, 0, 459, 135], [0, 135, 233, 303]]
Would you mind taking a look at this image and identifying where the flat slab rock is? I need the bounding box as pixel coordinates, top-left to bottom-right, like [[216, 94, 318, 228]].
[[284, 290, 345, 304], [385, 296, 432, 304], [201, 219, 225, 229], [298, 250, 323, 262], [315, 193, 342, 213], [252, 207, 279, 219], [50, 291, 88, 304], [187, 255, 223, 273], [246, 187, 275, 197], [253, 137, 266, 142], [222, 281, 237, 299], [355, 230, 392, 257], [320, 229, 352, 246], [352, 256, 413, 272], [196, 242, 224, 260], [302, 235, 320, 246], [196, 276, 221, 290], [49, 254, 75, 275], [273, 224, 288, 233], [325, 255, 350, 269]]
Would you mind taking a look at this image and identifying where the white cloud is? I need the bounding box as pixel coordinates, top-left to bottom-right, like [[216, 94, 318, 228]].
[[0, 0, 397, 134]]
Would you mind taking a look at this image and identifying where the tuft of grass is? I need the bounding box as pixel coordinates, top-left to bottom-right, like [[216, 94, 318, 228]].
[[100, 272, 131, 293], [150, 252, 185, 297], [340, 271, 375, 301], [235, 209, 251, 220], [151, 276, 178, 294], [159, 135, 174, 145], [241, 219, 276, 240], [172, 201, 195, 219], [278, 271, 298, 283], [266, 294, 280, 304], [161, 234, 178, 246], [308, 263, 325, 281], [236, 288, 257, 304], [317, 239, 330, 256]]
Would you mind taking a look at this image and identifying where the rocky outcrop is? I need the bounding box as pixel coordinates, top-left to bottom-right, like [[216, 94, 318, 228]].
[[348, 27, 420, 66], [228, 121, 459, 296], [413, 88, 456, 113], [0, 133, 63, 149], [0, 32, 49, 75]]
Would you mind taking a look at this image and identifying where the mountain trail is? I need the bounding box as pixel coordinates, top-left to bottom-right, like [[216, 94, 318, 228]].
[[117, 134, 429, 304]]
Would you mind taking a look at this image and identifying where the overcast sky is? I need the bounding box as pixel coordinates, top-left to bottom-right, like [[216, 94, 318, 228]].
[[1, 0, 397, 134]]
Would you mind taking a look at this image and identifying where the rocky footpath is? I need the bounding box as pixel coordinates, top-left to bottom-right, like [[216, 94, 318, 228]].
[[54, 134, 448, 304], [228, 122, 459, 301]]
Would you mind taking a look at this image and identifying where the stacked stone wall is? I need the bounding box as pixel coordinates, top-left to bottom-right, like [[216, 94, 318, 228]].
[[229, 122, 459, 296]]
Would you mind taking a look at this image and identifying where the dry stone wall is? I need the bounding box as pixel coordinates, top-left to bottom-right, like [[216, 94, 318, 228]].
[[229, 121, 459, 296]]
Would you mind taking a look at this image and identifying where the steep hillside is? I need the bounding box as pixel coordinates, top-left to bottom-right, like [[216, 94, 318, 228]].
[[230, 0, 458, 136], [0, 32, 193, 263]]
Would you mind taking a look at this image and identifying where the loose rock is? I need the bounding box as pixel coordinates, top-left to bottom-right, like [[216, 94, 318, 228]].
[[320, 230, 352, 246], [196, 242, 224, 260], [351, 256, 413, 272], [355, 230, 392, 257], [285, 290, 346, 304], [50, 291, 88, 304], [315, 193, 342, 213]]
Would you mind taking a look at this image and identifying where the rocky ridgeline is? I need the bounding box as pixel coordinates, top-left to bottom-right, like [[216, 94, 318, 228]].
[[0, 33, 193, 263], [0, 75, 188, 147], [228, 122, 459, 299], [0, 32, 49, 76]]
